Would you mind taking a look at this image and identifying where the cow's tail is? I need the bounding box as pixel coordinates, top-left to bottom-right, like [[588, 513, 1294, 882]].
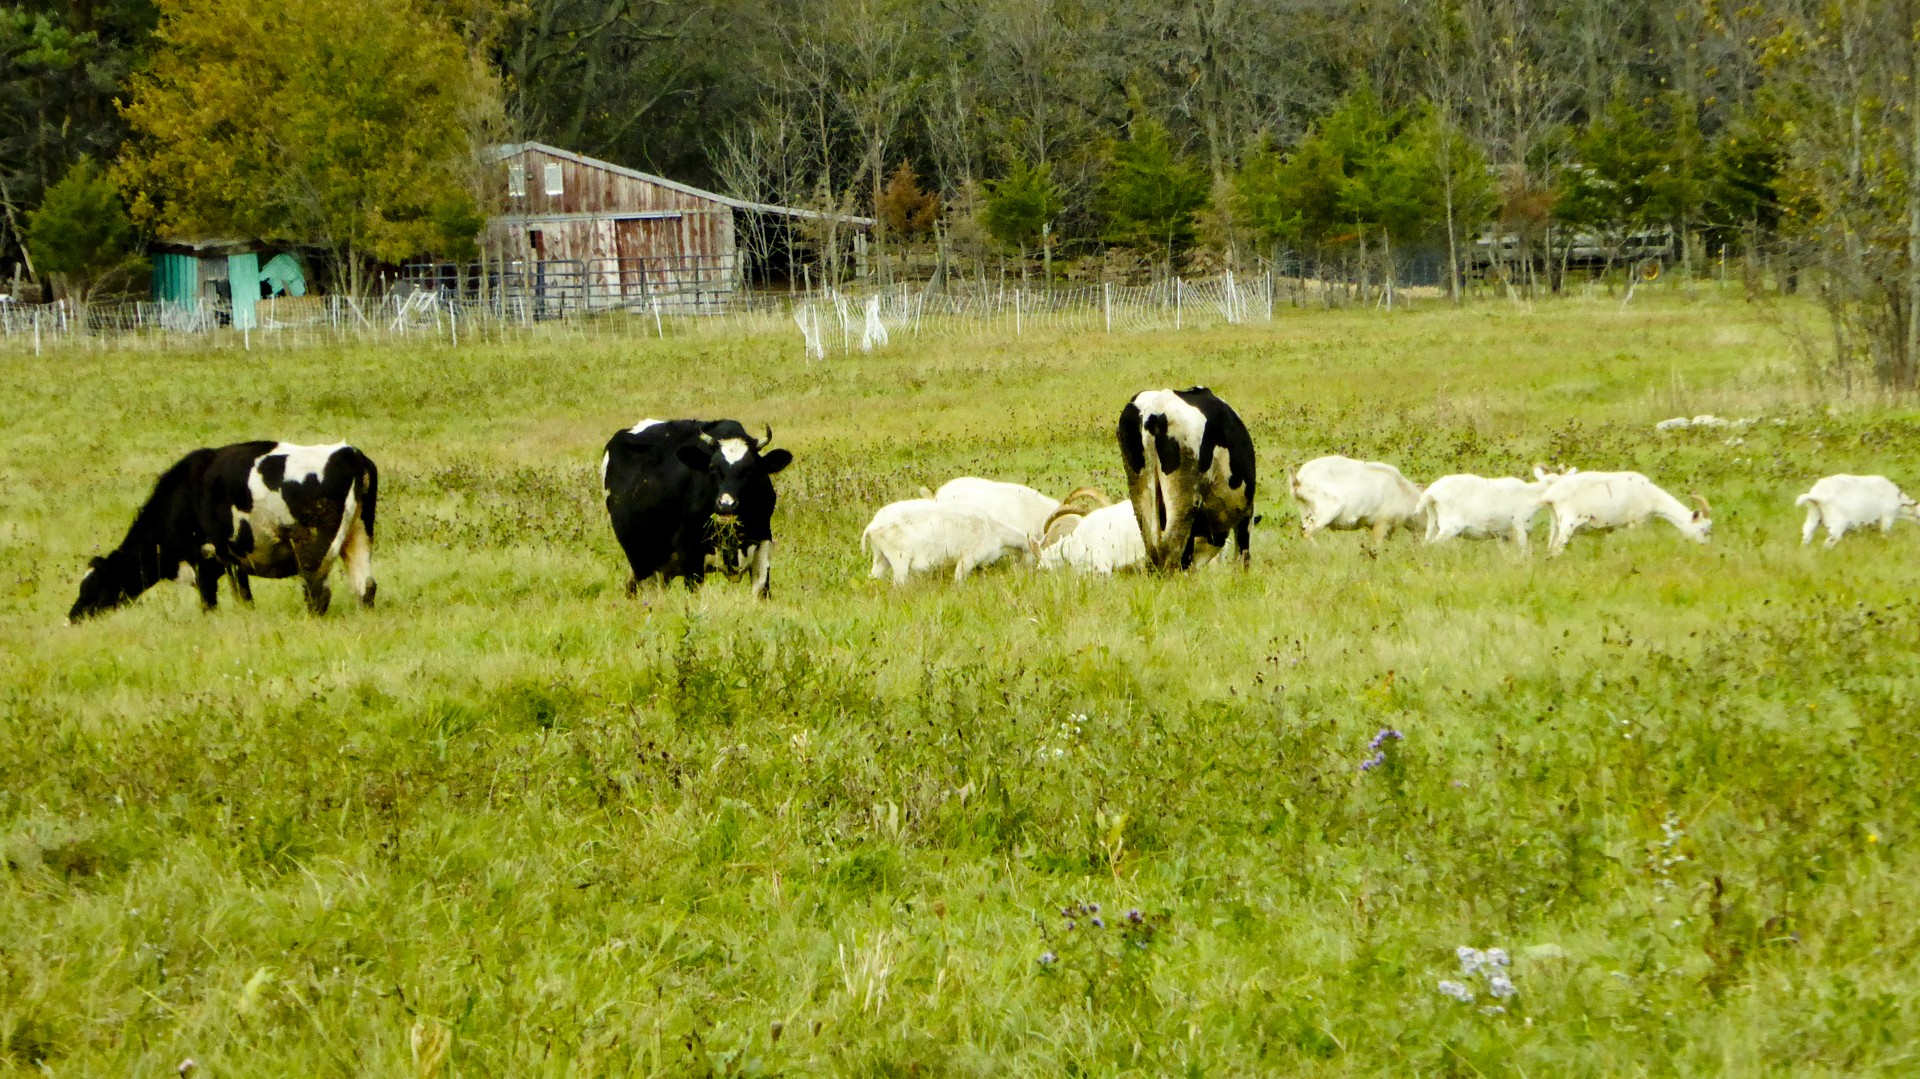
[[325, 450, 378, 564], [358, 453, 379, 542]]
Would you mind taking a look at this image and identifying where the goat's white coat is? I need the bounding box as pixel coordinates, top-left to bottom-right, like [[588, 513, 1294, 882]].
[[1417, 467, 1572, 553], [860, 499, 1036, 584], [1538, 471, 1711, 555], [1292, 456, 1424, 542], [1795, 474, 1920, 546], [932, 477, 1059, 541], [1038, 503, 1147, 573]]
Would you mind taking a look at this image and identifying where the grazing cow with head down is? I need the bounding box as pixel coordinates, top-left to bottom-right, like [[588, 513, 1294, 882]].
[[1117, 387, 1256, 570], [69, 441, 378, 622], [602, 418, 792, 598]]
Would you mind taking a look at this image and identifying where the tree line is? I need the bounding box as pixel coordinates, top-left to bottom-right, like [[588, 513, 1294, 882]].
[[2, 0, 1918, 386]]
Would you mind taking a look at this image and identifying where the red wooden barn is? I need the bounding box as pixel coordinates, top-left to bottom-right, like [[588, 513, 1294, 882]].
[[484, 142, 869, 311]]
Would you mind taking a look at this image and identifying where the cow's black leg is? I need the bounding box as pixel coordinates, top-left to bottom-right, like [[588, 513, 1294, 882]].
[[227, 567, 255, 604], [290, 527, 333, 615], [1233, 517, 1252, 566], [194, 560, 223, 610]]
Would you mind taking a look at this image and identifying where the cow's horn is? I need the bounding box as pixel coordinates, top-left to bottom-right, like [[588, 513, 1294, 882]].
[[761, 424, 774, 448], [1693, 493, 1712, 516]]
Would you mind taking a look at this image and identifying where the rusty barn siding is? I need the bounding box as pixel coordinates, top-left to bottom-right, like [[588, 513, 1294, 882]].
[[488, 145, 741, 309]]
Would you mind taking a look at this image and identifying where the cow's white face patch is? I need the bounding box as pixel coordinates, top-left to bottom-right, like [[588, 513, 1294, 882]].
[[628, 418, 665, 435], [718, 438, 750, 465]]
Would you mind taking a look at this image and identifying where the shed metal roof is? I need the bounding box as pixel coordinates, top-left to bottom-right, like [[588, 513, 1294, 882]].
[[486, 142, 874, 226]]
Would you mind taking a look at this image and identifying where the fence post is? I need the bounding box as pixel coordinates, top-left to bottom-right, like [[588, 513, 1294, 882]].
[[1175, 277, 1183, 330], [1104, 282, 1112, 333], [1015, 287, 1022, 336], [652, 296, 663, 338]]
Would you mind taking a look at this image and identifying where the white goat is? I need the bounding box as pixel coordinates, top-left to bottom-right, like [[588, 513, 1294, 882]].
[[1538, 471, 1711, 556], [1795, 474, 1920, 546], [928, 477, 1060, 541], [1417, 466, 1575, 554], [1292, 456, 1425, 543], [860, 499, 1036, 584], [1038, 503, 1147, 573]]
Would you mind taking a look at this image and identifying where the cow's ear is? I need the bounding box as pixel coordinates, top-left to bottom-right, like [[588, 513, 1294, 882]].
[[88, 556, 107, 570], [676, 444, 713, 471], [759, 449, 793, 475]]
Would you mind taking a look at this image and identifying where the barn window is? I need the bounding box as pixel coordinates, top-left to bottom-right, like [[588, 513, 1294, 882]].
[[506, 162, 526, 198], [544, 163, 564, 196]]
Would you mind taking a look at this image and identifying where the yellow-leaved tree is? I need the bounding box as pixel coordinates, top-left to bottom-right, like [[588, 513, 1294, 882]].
[[116, 0, 497, 297]]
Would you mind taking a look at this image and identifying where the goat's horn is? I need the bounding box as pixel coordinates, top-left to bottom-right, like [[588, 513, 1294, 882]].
[[1693, 493, 1712, 516], [1043, 504, 1088, 530]]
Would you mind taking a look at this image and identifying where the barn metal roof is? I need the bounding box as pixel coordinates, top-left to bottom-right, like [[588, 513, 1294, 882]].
[[486, 142, 875, 226]]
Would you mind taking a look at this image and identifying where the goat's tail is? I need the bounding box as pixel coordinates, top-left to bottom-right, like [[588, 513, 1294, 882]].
[[1793, 493, 1814, 508]]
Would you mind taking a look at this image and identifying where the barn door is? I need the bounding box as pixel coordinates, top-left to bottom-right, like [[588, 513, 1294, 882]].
[[615, 219, 649, 301]]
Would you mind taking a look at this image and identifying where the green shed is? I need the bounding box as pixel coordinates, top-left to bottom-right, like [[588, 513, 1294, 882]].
[[149, 240, 309, 329]]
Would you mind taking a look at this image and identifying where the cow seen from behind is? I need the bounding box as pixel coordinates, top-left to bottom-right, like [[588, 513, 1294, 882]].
[[69, 441, 378, 622], [1117, 387, 1257, 570], [602, 418, 793, 598]]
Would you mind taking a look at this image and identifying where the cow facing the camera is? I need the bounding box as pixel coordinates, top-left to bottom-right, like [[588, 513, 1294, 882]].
[[602, 418, 792, 598], [68, 441, 378, 622], [1117, 387, 1256, 570]]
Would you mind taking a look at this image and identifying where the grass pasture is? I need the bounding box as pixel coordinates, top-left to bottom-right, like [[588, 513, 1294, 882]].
[[6, 293, 1920, 1075]]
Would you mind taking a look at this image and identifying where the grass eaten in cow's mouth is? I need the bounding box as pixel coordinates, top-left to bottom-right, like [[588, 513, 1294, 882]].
[[705, 511, 743, 550], [5, 288, 1919, 1074]]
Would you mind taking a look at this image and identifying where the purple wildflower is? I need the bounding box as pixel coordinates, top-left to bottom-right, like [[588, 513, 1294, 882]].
[[1127, 909, 1144, 924], [1038, 951, 1057, 966], [1368, 728, 1404, 751], [1359, 752, 1386, 771], [1092, 916, 1106, 928]]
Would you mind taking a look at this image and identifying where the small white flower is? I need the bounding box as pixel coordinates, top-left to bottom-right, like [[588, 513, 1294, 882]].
[[1457, 946, 1487, 977], [1483, 948, 1510, 968], [1438, 979, 1476, 1003], [1487, 971, 1518, 999]]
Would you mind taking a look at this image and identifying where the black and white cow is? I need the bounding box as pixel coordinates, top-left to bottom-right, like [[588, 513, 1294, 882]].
[[601, 418, 793, 598], [1117, 387, 1256, 570], [68, 442, 378, 621]]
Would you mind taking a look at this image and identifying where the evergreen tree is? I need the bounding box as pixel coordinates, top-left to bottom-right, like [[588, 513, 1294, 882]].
[[26, 156, 141, 304], [1097, 105, 1210, 270], [980, 158, 1062, 255]]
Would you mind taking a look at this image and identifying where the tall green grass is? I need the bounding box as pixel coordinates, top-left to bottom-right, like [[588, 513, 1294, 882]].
[[5, 293, 1920, 1074]]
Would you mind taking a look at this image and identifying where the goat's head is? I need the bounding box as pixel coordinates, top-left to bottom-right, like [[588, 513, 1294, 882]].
[[1689, 493, 1713, 542]]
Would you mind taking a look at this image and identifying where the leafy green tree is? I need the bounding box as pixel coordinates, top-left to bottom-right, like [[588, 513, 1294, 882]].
[[1097, 105, 1210, 270], [1233, 135, 1344, 265], [118, 0, 495, 296], [980, 158, 1062, 258], [26, 156, 142, 304], [1238, 90, 1479, 297], [1702, 111, 1783, 245], [0, 3, 155, 278], [1557, 93, 1705, 268]]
